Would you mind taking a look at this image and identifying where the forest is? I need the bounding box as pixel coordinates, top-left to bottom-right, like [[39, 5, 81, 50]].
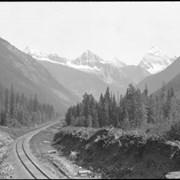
[[0, 83, 55, 128], [65, 83, 180, 138]]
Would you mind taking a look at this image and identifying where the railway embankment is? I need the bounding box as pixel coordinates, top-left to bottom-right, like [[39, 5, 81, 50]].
[[52, 126, 180, 179]]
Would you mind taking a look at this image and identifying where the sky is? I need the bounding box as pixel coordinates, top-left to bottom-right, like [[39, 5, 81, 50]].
[[0, 2, 180, 65]]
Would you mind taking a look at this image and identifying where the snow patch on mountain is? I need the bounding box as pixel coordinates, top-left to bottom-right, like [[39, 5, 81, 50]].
[[24, 46, 48, 58], [24, 46, 69, 64], [139, 46, 176, 74], [66, 61, 102, 74]]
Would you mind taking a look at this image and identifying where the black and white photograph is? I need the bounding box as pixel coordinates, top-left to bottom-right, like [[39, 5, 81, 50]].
[[0, 1, 180, 179]]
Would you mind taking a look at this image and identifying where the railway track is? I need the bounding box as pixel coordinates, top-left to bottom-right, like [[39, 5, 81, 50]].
[[14, 120, 70, 179], [16, 137, 51, 179]]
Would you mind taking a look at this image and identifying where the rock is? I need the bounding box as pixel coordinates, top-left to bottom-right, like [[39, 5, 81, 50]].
[[166, 171, 180, 179], [78, 170, 91, 177], [47, 150, 57, 154]]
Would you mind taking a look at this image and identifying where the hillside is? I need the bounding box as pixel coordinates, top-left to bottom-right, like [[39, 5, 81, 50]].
[[38, 61, 116, 99], [0, 37, 79, 111], [158, 73, 180, 99], [53, 127, 180, 179]]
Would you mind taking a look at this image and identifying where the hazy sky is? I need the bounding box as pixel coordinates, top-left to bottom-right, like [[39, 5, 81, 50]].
[[0, 2, 180, 65]]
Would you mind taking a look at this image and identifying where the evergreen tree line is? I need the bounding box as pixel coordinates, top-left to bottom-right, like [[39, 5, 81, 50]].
[[65, 83, 180, 131], [0, 83, 55, 127]]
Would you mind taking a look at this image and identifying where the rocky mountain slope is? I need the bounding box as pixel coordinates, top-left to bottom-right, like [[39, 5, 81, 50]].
[[138, 56, 180, 93], [138, 46, 176, 74]]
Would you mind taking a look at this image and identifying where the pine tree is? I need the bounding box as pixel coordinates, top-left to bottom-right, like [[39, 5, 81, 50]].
[[147, 95, 155, 124], [111, 94, 118, 127], [33, 94, 38, 112], [89, 94, 99, 127], [0, 110, 6, 126], [169, 96, 179, 123], [87, 115, 93, 127], [5, 88, 8, 114], [103, 87, 111, 126], [10, 84, 14, 118], [97, 93, 105, 127]]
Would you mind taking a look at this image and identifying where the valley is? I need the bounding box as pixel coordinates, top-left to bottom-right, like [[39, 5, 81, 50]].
[[0, 36, 180, 179], [1, 2, 180, 179]]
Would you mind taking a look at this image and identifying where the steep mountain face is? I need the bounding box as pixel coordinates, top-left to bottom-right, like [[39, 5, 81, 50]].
[[138, 56, 180, 93], [138, 46, 176, 74], [71, 50, 126, 69], [0, 38, 79, 111], [71, 50, 105, 68], [36, 61, 115, 99]]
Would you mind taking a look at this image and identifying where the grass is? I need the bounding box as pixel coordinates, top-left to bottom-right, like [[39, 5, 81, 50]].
[[56, 125, 164, 144]]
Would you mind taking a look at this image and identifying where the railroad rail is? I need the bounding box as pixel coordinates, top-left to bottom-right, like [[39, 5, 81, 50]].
[[14, 120, 70, 179], [16, 138, 51, 179]]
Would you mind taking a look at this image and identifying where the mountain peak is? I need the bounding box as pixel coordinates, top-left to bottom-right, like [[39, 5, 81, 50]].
[[71, 50, 104, 68], [138, 46, 175, 74], [146, 46, 164, 57], [81, 49, 100, 58], [84, 49, 92, 54], [24, 46, 48, 58]]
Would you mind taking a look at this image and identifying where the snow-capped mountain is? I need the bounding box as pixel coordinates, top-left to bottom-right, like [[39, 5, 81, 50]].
[[71, 50, 126, 69], [69, 50, 133, 84], [23, 47, 150, 99], [138, 56, 180, 93], [24, 47, 127, 75], [71, 50, 104, 68], [138, 46, 176, 74]]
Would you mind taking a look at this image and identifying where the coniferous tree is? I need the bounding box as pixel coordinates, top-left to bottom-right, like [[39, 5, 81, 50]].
[[5, 88, 8, 114], [97, 93, 105, 127], [103, 87, 111, 126], [111, 94, 118, 127], [10, 84, 15, 119]]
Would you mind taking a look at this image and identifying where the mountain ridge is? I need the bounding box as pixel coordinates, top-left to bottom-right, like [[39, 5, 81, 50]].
[[0, 37, 79, 112], [138, 56, 180, 93]]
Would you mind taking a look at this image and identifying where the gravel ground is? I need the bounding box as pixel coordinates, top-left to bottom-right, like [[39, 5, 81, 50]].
[[0, 131, 14, 179]]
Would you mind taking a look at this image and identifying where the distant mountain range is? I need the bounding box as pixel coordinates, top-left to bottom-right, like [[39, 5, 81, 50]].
[[0, 38, 79, 112], [24, 47, 152, 98], [24, 45, 176, 99], [0, 35, 178, 116], [1, 34, 180, 118]]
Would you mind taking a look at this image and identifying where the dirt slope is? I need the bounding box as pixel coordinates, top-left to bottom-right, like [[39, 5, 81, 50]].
[[53, 127, 180, 179]]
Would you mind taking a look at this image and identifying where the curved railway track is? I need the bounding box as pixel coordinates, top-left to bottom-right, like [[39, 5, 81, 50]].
[[16, 138, 51, 179], [14, 120, 70, 179]]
